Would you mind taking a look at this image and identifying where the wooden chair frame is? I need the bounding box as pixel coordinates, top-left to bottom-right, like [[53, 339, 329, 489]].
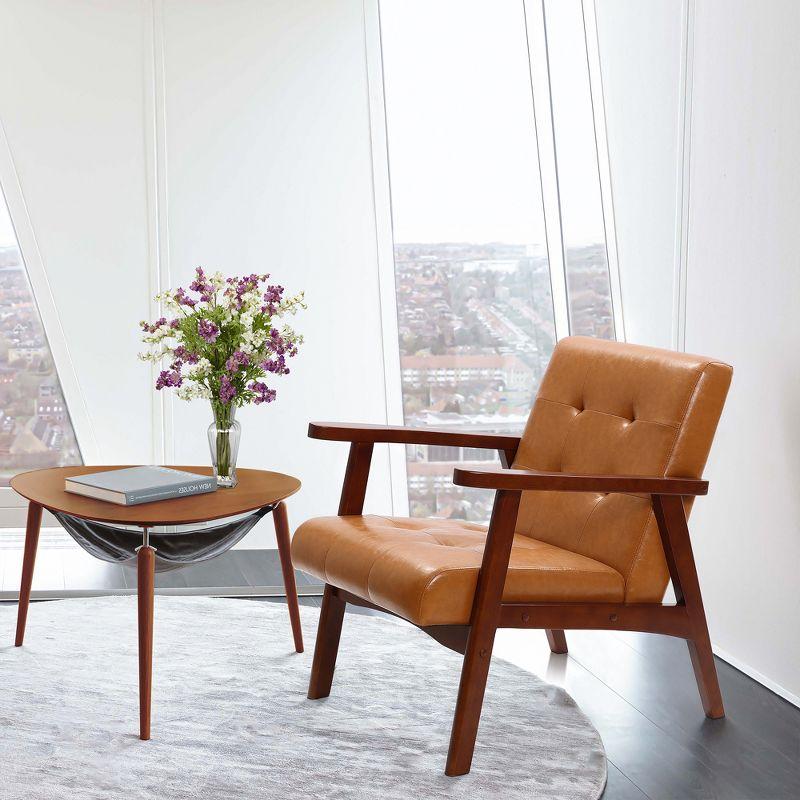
[[305, 422, 723, 776]]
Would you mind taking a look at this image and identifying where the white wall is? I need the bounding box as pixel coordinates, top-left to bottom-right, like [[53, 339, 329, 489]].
[[0, 0, 393, 546], [683, 0, 800, 704]]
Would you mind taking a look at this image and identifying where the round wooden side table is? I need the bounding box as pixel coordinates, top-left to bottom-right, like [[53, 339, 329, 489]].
[[10, 465, 303, 740]]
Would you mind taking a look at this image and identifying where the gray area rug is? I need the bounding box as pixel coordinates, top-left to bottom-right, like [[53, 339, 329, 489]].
[[0, 596, 606, 799]]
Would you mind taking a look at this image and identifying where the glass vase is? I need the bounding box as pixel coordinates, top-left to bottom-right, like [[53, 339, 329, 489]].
[[208, 403, 241, 488]]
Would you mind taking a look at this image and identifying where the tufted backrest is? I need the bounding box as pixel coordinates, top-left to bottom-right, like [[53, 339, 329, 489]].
[[512, 336, 732, 602]]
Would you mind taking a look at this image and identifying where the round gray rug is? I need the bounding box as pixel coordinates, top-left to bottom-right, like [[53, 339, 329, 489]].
[[0, 596, 606, 799]]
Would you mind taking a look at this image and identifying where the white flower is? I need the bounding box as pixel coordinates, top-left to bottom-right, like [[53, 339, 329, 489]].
[[278, 290, 307, 316], [138, 344, 173, 362], [154, 291, 181, 313], [176, 382, 212, 401], [240, 311, 254, 331], [241, 289, 261, 312], [184, 358, 212, 380]]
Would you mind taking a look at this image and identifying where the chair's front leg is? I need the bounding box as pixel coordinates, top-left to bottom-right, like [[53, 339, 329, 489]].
[[306, 442, 372, 699], [653, 494, 724, 718], [446, 489, 521, 777], [308, 584, 346, 699]]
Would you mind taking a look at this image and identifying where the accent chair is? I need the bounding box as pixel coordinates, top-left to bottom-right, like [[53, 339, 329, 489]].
[[292, 336, 733, 776]]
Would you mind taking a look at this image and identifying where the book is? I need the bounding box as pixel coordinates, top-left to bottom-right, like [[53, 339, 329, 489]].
[[65, 466, 218, 506]]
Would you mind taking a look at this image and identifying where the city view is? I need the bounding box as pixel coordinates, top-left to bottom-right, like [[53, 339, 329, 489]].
[[396, 241, 613, 521], [0, 244, 81, 486]]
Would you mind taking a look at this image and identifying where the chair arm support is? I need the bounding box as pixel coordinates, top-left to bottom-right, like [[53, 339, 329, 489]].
[[309, 422, 521, 452], [452, 466, 708, 496]]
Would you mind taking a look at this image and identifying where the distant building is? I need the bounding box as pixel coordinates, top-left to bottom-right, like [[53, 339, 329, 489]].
[[8, 346, 47, 365], [37, 381, 67, 423], [401, 354, 533, 391]]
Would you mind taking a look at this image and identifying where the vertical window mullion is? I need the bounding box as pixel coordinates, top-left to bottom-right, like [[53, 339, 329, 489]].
[[581, 0, 625, 340], [524, 0, 571, 341], [543, 0, 617, 340]]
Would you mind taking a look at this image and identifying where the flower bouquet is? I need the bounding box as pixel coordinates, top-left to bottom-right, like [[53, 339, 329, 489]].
[[139, 267, 306, 487]]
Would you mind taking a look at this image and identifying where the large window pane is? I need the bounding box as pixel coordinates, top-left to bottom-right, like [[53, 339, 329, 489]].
[[544, 0, 615, 338], [380, 0, 556, 521], [0, 189, 81, 485]]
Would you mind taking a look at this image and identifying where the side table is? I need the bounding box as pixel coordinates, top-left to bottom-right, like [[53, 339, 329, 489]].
[[10, 465, 303, 740]]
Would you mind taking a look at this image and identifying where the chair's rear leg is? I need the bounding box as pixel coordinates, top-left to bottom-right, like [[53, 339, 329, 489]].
[[546, 629, 568, 654], [308, 584, 346, 699]]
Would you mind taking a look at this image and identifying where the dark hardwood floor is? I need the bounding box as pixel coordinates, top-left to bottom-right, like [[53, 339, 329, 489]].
[[3, 547, 798, 798]]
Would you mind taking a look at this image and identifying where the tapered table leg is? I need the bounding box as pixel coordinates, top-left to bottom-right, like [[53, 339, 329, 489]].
[[137, 539, 155, 740], [273, 501, 304, 653], [15, 502, 43, 647]]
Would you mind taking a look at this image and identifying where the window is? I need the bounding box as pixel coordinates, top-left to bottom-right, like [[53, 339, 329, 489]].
[[0, 187, 81, 486], [374, 0, 620, 521]]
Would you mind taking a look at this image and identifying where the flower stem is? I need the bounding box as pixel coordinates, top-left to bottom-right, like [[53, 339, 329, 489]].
[[212, 402, 234, 479], [217, 429, 230, 478]]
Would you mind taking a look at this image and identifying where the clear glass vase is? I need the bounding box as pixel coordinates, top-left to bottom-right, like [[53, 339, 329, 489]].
[[208, 403, 241, 488]]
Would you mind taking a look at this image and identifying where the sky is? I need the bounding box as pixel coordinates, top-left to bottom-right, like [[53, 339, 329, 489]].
[[379, 0, 606, 247]]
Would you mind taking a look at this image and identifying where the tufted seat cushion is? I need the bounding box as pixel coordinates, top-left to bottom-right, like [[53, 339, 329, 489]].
[[291, 515, 624, 626]]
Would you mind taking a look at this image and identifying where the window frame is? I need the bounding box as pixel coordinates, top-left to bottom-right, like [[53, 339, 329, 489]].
[[363, 0, 624, 517]]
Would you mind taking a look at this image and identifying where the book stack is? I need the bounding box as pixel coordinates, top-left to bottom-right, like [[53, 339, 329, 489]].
[[65, 466, 218, 506]]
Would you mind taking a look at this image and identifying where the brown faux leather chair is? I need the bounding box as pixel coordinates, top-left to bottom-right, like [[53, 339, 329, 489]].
[[292, 336, 732, 776]]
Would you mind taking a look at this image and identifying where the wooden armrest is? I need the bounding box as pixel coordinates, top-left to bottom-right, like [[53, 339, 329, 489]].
[[452, 466, 708, 496], [308, 422, 521, 451]]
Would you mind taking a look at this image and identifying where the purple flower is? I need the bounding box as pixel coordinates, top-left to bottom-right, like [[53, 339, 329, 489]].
[[155, 369, 182, 390], [174, 287, 196, 308], [248, 381, 276, 405], [140, 317, 168, 334], [263, 327, 299, 361], [190, 267, 215, 302], [225, 349, 250, 373], [169, 319, 181, 330], [219, 374, 236, 404], [173, 345, 200, 365], [261, 284, 284, 315], [260, 354, 289, 376], [198, 318, 219, 343]]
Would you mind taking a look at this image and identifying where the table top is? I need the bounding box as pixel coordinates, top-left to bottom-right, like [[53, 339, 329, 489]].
[[10, 466, 301, 526]]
